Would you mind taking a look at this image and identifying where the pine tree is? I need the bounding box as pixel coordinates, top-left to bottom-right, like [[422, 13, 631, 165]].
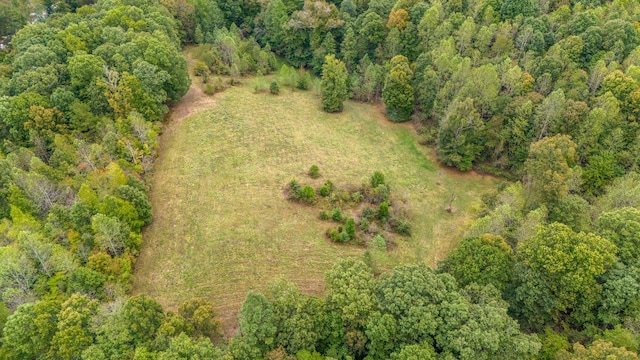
[[313, 33, 337, 74], [341, 26, 358, 71]]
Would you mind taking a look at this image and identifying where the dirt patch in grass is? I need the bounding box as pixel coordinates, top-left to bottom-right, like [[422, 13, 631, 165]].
[[161, 51, 217, 137]]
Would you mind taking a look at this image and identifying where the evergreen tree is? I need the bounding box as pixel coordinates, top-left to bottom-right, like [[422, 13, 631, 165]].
[[382, 55, 414, 122], [321, 54, 348, 112], [313, 33, 337, 74], [263, 0, 289, 50], [341, 26, 358, 71]]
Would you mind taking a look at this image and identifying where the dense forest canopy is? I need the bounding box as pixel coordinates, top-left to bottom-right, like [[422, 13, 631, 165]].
[[1, 0, 640, 358]]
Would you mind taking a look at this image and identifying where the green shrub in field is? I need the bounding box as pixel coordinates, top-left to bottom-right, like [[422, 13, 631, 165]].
[[270, 80, 280, 94], [194, 61, 209, 77], [288, 179, 302, 200], [359, 218, 370, 232], [319, 210, 329, 220], [323, 180, 334, 192], [207, 77, 224, 93], [279, 64, 297, 87], [331, 207, 342, 222], [390, 217, 411, 235], [345, 218, 356, 239], [254, 71, 266, 93], [319, 185, 331, 197], [308, 165, 320, 178], [326, 226, 350, 243], [297, 70, 311, 90], [327, 228, 340, 242], [370, 184, 390, 204], [378, 202, 389, 220], [370, 234, 387, 251], [338, 190, 352, 203], [351, 191, 363, 203], [361, 207, 376, 222], [371, 171, 385, 188], [300, 185, 315, 203]]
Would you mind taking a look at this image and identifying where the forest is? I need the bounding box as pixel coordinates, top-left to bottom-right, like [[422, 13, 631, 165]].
[[1, 0, 640, 358]]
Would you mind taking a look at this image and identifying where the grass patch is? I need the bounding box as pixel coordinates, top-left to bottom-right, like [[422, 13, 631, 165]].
[[398, 128, 436, 171], [132, 82, 499, 335]]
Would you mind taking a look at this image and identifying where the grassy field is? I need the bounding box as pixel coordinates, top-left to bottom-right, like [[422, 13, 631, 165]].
[[132, 76, 500, 335]]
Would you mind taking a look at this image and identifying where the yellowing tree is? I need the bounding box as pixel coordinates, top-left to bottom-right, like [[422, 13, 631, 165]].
[[387, 9, 409, 29]]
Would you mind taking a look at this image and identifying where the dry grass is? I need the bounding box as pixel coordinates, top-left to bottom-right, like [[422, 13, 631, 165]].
[[132, 77, 500, 336]]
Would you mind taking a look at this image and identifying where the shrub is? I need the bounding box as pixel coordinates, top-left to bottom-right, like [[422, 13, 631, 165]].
[[308, 165, 320, 178], [204, 84, 215, 95], [323, 180, 334, 192], [319, 210, 329, 220], [194, 61, 210, 77], [270, 80, 280, 94], [378, 202, 389, 220], [288, 179, 302, 200], [337, 190, 352, 203], [327, 228, 340, 242], [371, 171, 385, 188], [339, 231, 351, 243], [319, 185, 331, 197], [390, 217, 411, 235], [370, 234, 387, 251], [345, 218, 356, 239], [361, 207, 376, 222], [331, 207, 343, 222], [297, 70, 312, 90], [212, 77, 224, 91], [300, 185, 315, 204], [253, 72, 266, 93], [351, 191, 364, 203], [370, 184, 390, 204], [359, 218, 370, 232]]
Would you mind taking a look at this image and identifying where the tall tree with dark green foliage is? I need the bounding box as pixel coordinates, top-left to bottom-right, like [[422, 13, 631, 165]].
[[513, 223, 617, 329], [382, 55, 414, 122], [320, 54, 348, 112], [437, 98, 485, 171], [439, 234, 514, 291]]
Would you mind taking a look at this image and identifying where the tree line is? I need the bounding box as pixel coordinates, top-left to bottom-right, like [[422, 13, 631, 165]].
[[0, 0, 194, 358]]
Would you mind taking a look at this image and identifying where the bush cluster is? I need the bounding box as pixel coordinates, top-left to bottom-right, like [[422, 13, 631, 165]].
[[287, 171, 410, 246]]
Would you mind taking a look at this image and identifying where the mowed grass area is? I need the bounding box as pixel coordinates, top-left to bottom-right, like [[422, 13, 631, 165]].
[[132, 81, 500, 334]]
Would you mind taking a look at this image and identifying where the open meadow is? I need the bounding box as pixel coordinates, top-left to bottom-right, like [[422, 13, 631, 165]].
[[132, 77, 501, 334]]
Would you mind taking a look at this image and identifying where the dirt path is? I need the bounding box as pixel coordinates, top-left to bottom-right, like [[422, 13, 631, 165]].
[[161, 53, 216, 136]]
